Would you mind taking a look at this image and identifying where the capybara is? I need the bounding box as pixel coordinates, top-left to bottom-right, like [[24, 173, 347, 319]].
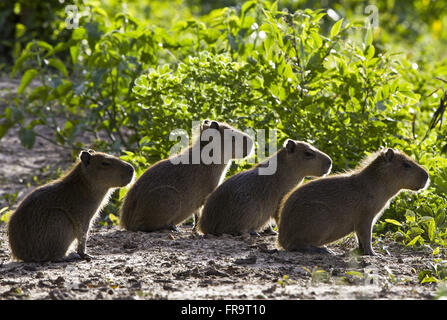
[[8, 150, 135, 262], [198, 140, 332, 236], [278, 148, 429, 255], [120, 120, 254, 232]]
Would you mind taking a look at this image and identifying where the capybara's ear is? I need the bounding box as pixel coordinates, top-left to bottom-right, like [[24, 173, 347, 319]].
[[210, 121, 219, 130], [80, 150, 92, 167], [285, 139, 296, 153], [87, 149, 95, 154], [383, 148, 394, 162]]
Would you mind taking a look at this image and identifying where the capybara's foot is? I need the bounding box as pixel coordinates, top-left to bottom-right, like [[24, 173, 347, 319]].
[[54, 252, 83, 263], [249, 230, 261, 237], [361, 248, 376, 256], [297, 246, 333, 255], [261, 226, 278, 236], [168, 224, 179, 232], [78, 252, 93, 261]]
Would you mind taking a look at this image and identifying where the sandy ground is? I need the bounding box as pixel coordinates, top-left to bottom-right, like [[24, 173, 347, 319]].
[[0, 77, 444, 300], [0, 223, 442, 300]]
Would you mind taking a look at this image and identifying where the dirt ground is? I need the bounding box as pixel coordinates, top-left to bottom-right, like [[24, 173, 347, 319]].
[[0, 77, 444, 300], [0, 223, 442, 300]]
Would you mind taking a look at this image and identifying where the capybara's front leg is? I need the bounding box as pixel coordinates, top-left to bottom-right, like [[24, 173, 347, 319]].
[[76, 231, 93, 261], [356, 218, 375, 256]]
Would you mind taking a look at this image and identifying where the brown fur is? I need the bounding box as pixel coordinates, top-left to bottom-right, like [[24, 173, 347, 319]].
[[277, 148, 429, 255], [198, 140, 332, 235], [7, 150, 135, 262], [120, 120, 254, 232]]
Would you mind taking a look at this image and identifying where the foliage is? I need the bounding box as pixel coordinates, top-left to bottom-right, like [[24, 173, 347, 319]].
[[418, 259, 447, 284], [0, 0, 80, 67], [0, 207, 12, 224], [0, 0, 446, 254]]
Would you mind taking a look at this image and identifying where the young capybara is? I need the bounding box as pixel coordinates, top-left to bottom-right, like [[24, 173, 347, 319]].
[[278, 148, 429, 255], [198, 140, 332, 236], [7, 150, 135, 262], [120, 120, 254, 232]]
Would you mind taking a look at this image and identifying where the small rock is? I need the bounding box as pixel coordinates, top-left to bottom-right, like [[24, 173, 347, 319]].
[[123, 240, 137, 250], [203, 266, 230, 277], [234, 254, 257, 265], [262, 285, 277, 294], [23, 264, 38, 271], [111, 248, 121, 254], [47, 289, 68, 300], [163, 284, 179, 291], [53, 276, 65, 287], [125, 266, 133, 273]]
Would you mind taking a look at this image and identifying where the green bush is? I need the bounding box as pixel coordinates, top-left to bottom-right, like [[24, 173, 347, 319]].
[[1, 0, 446, 249]]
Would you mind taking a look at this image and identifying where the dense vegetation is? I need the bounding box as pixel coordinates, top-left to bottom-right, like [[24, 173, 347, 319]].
[[1, 0, 446, 284]]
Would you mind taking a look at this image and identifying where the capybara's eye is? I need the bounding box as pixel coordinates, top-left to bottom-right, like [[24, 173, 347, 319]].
[[402, 162, 412, 169], [101, 161, 111, 167], [304, 150, 315, 158]]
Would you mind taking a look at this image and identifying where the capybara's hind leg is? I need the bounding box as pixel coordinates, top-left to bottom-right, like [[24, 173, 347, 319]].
[[261, 222, 278, 235], [293, 245, 333, 255], [138, 186, 181, 231]]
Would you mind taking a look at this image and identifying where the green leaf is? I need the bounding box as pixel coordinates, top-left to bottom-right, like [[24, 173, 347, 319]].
[[48, 58, 69, 77], [72, 27, 87, 40], [36, 41, 53, 52], [365, 45, 375, 59], [420, 275, 439, 284], [0, 208, 12, 223], [310, 31, 323, 48], [405, 210, 416, 223], [109, 213, 119, 225], [385, 219, 402, 226], [11, 53, 32, 78], [18, 128, 36, 149], [241, 0, 256, 19], [346, 271, 364, 278], [70, 46, 79, 64], [29, 86, 49, 103], [330, 18, 343, 38], [18, 69, 38, 95], [365, 27, 373, 46], [406, 235, 421, 247], [93, 7, 108, 17], [427, 218, 436, 241], [227, 34, 238, 51]]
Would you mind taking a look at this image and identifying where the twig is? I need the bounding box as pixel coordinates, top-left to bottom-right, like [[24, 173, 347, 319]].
[[434, 77, 447, 84]]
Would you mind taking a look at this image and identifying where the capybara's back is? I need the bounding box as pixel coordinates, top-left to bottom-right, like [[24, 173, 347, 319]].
[[8, 185, 77, 262], [8, 150, 134, 262], [198, 140, 332, 235], [119, 160, 186, 231], [120, 120, 254, 232], [278, 149, 429, 255]]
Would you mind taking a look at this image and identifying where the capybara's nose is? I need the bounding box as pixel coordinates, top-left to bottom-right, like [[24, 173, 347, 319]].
[[421, 171, 429, 189], [325, 158, 332, 173]]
